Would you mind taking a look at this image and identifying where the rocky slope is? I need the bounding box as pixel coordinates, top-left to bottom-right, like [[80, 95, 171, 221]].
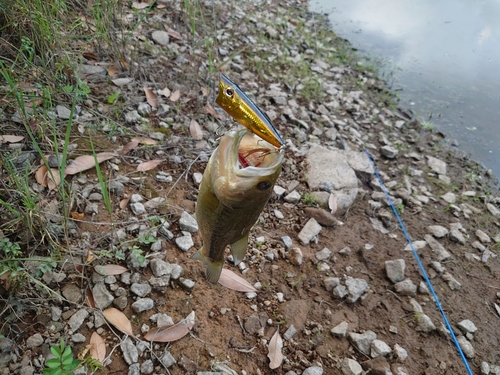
[[1, 0, 500, 375]]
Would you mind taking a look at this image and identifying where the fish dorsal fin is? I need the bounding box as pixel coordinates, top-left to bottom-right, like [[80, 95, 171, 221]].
[[230, 234, 249, 265]]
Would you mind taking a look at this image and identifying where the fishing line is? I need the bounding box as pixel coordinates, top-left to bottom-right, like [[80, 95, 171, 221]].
[[363, 149, 474, 375]]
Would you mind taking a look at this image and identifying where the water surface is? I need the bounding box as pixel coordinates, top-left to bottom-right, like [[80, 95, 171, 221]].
[[311, 0, 500, 177]]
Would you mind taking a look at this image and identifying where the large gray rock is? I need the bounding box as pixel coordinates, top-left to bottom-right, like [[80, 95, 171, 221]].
[[385, 259, 405, 283], [424, 235, 452, 261], [345, 277, 369, 303], [340, 358, 362, 375], [348, 330, 377, 355], [307, 145, 359, 211], [427, 156, 447, 175], [297, 218, 322, 245]]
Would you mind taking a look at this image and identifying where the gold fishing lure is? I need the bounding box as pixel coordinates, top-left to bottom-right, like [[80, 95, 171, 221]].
[[216, 73, 284, 148]]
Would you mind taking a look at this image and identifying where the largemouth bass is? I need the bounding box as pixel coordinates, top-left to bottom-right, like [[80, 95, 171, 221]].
[[193, 129, 284, 283], [216, 74, 284, 149]]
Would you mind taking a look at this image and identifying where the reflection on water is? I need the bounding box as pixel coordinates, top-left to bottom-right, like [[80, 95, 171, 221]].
[[311, 0, 500, 177]]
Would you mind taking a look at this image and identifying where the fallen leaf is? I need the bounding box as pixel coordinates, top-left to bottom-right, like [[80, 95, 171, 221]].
[[119, 197, 130, 209], [85, 288, 96, 308], [144, 311, 195, 342], [494, 303, 500, 317], [83, 52, 100, 61], [0, 271, 11, 291], [86, 249, 95, 263], [144, 87, 158, 109], [89, 332, 106, 362], [0, 135, 24, 143], [35, 165, 48, 187], [131, 1, 151, 9], [201, 87, 209, 96], [103, 308, 134, 336], [107, 65, 120, 77], [167, 28, 183, 40], [158, 87, 171, 97], [111, 77, 133, 86], [205, 102, 222, 120], [137, 159, 162, 172], [95, 264, 128, 276], [170, 89, 181, 102], [121, 137, 157, 155], [189, 119, 203, 140], [46, 168, 61, 190], [267, 329, 284, 369], [328, 193, 337, 215], [69, 211, 84, 220], [218, 268, 257, 292], [65, 152, 117, 175]]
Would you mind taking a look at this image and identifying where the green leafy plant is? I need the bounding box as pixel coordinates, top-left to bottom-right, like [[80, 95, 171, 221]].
[[301, 193, 316, 206], [44, 339, 103, 375], [129, 245, 146, 265], [43, 339, 82, 375], [0, 238, 22, 274]]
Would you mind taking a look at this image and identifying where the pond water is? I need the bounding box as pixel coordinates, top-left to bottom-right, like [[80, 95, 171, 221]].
[[311, 0, 500, 178]]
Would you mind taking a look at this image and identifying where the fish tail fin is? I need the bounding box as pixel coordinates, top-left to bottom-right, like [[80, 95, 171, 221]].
[[230, 234, 249, 266], [192, 248, 223, 283]]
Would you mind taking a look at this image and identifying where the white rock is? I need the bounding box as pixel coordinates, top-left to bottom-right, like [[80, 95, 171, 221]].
[[457, 335, 475, 358], [441, 192, 456, 203], [331, 321, 348, 338], [427, 156, 447, 175], [273, 185, 286, 197], [371, 339, 392, 358], [298, 218, 322, 245], [403, 241, 427, 251], [458, 319, 478, 334], [427, 225, 449, 238], [393, 343, 408, 362], [340, 358, 362, 375], [476, 229, 491, 243]]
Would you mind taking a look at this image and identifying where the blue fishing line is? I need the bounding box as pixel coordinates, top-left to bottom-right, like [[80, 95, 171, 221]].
[[363, 149, 474, 375]]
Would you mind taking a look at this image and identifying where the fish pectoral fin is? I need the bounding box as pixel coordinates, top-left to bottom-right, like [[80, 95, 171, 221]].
[[230, 234, 249, 266], [192, 248, 223, 284]]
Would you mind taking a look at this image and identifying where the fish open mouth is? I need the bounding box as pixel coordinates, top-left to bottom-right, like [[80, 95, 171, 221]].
[[237, 132, 281, 168]]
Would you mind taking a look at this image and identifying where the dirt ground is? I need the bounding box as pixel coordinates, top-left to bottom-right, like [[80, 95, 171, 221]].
[[1, 0, 500, 374]]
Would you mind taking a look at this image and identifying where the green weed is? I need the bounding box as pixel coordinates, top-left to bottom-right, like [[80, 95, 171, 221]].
[[43, 338, 102, 375], [301, 193, 316, 206]]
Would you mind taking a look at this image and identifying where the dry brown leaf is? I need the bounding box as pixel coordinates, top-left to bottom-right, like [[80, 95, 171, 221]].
[[170, 89, 181, 102], [46, 168, 61, 190], [85, 288, 96, 308], [158, 87, 171, 97], [89, 332, 106, 362], [0, 271, 11, 291], [35, 165, 48, 187], [137, 159, 162, 172], [111, 77, 133, 86], [132, 1, 151, 9], [95, 264, 128, 276], [121, 137, 157, 155], [218, 268, 257, 292], [204, 102, 222, 120], [119, 197, 130, 209], [86, 249, 95, 263], [167, 28, 183, 40], [107, 65, 120, 77], [69, 211, 84, 220], [267, 329, 284, 369], [144, 311, 195, 342], [189, 119, 203, 140], [103, 308, 134, 336], [65, 152, 117, 175], [144, 87, 159, 109], [0, 135, 24, 143], [83, 52, 100, 61], [328, 193, 337, 215]]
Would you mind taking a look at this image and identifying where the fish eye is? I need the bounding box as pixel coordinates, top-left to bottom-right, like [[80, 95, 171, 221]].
[[257, 181, 271, 191], [225, 88, 234, 97]]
